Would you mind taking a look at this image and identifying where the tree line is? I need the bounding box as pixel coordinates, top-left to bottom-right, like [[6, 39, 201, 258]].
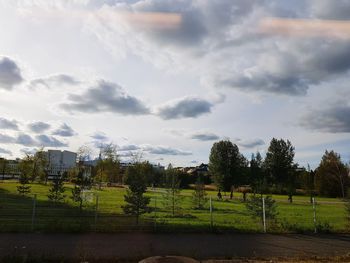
[[209, 138, 350, 202]]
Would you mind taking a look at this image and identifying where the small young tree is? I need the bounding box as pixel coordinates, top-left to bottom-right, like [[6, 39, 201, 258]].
[[162, 164, 182, 216], [70, 166, 92, 211], [245, 195, 278, 226], [192, 177, 208, 209], [17, 158, 33, 195], [122, 162, 151, 224], [48, 172, 66, 204]]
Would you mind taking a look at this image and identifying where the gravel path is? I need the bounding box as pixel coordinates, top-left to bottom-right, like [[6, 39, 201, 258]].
[[0, 233, 349, 261]]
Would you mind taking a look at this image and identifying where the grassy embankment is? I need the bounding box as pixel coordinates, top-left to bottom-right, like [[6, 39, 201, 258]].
[[0, 181, 347, 233]]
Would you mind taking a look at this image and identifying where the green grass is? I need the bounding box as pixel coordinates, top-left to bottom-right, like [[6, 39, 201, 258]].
[[0, 181, 348, 233]]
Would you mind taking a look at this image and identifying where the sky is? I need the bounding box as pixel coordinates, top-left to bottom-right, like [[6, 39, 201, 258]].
[[0, 0, 350, 168]]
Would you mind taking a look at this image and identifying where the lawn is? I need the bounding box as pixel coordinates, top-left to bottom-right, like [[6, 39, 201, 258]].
[[0, 181, 348, 233]]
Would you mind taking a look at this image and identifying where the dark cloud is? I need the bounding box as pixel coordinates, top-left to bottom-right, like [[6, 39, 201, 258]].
[[236, 139, 265, 148], [190, 132, 220, 141], [142, 145, 192, 155], [0, 132, 67, 147], [311, 0, 350, 20], [16, 133, 37, 146], [60, 80, 150, 115], [157, 97, 213, 120], [90, 132, 109, 141], [29, 74, 79, 89], [119, 144, 141, 151], [0, 134, 16, 144], [301, 104, 350, 133], [35, 135, 68, 147], [52, 123, 76, 137], [0, 117, 19, 130], [0, 57, 23, 90], [0, 147, 12, 155], [28, 121, 51, 133]]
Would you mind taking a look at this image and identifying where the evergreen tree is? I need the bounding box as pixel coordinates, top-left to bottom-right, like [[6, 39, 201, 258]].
[[48, 172, 66, 204], [192, 177, 208, 209], [162, 164, 182, 216], [245, 195, 278, 226], [122, 162, 151, 224], [70, 166, 92, 211], [17, 158, 32, 195]]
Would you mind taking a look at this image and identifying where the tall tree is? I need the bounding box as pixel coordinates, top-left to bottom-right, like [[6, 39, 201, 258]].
[[264, 138, 296, 203], [300, 164, 316, 203], [94, 143, 121, 186], [162, 164, 182, 216], [122, 162, 151, 224], [209, 140, 247, 192], [250, 152, 267, 196], [315, 150, 348, 198]]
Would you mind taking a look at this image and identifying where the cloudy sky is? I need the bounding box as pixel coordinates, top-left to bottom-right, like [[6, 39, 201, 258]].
[[0, 0, 350, 168]]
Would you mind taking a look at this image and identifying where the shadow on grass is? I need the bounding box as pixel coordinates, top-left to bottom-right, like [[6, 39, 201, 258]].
[[0, 188, 154, 233]]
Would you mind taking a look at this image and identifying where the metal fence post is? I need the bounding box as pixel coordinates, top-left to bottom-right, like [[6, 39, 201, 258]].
[[312, 197, 317, 234], [94, 194, 99, 231], [154, 196, 157, 232], [262, 197, 266, 233], [31, 194, 37, 232], [210, 197, 213, 231]]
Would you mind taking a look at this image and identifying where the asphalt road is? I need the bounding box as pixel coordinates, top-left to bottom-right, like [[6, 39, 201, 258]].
[[0, 233, 349, 261]]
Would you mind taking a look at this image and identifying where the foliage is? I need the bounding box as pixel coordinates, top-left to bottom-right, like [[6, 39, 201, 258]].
[[245, 195, 278, 224], [209, 140, 248, 192], [315, 150, 349, 198], [264, 138, 296, 202], [17, 158, 33, 195], [122, 162, 151, 224], [162, 164, 183, 216], [192, 177, 208, 209], [0, 158, 9, 180], [70, 165, 93, 210], [250, 152, 267, 195], [47, 172, 66, 204]]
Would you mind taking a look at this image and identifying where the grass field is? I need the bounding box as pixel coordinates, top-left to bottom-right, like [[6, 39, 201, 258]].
[[0, 181, 348, 233]]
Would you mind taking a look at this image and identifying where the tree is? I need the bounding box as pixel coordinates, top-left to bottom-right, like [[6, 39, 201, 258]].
[[17, 158, 32, 195], [250, 152, 267, 196], [48, 172, 66, 204], [0, 158, 8, 181], [70, 165, 93, 211], [122, 162, 151, 224], [33, 148, 49, 184], [245, 195, 278, 226], [300, 164, 316, 203], [209, 140, 247, 192], [192, 177, 208, 209], [264, 138, 296, 203], [162, 164, 182, 216], [94, 143, 121, 186], [315, 150, 349, 198]]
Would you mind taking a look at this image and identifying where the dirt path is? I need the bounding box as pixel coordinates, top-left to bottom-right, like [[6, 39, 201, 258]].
[[0, 233, 349, 261]]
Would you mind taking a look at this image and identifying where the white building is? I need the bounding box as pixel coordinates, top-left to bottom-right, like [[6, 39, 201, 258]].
[[44, 150, 77, 176]]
